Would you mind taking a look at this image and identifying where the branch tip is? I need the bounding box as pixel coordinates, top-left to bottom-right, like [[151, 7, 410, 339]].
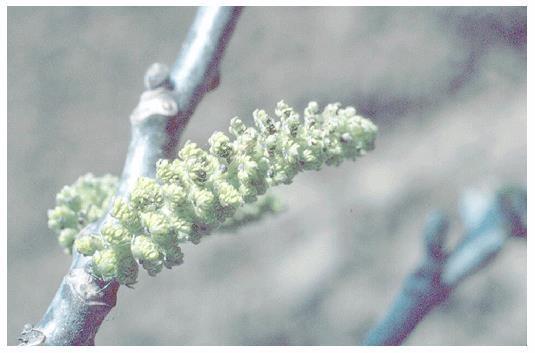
[[144, 63, 172, 91], [423, 210, 449, 260]]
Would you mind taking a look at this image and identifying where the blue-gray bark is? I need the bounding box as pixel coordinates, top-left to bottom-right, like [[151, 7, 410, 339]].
[[363, 186, 526, 345]]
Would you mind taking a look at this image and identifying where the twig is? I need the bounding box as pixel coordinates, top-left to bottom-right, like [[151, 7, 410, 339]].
[[362, 186, 526, 345], [18, 6, 242, 346]]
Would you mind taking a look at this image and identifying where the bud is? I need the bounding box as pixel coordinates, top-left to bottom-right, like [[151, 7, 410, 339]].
[[229, 117, 246, 137], [101, 222, 131, 245], [131, 235, 161, 262], [130, 177, 163, 211], [56, 186, 82, 212], [111, 197, 142, 232], [58, 228, 78, 253], [92, 248, 119, 280], [48, 206, 78, 232], [209, 131, 234, 160], [74, 234, 104, 256]]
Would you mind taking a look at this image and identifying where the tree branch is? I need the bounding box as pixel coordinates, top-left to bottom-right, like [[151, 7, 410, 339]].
[[362, 186, 526, 346], [18, 6, 242, 346]]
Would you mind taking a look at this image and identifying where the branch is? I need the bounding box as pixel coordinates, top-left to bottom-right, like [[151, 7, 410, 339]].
[[18, 6, 242, 346], [362, 186, 526, 346]]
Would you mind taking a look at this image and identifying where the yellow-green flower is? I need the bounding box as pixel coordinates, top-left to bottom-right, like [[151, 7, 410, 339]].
[[50, 101, 377, 285]]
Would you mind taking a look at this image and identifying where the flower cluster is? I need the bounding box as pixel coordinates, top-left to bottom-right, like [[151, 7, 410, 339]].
[[47, 174, 118, 254], [51, 101, 377, 285]]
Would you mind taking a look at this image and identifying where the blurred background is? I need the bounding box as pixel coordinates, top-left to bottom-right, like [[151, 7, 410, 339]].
[[7, 7, 526, 345]]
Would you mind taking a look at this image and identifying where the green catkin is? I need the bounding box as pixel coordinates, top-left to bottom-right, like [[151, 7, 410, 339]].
[[48, 173, 118, 254], [49, 101, 377, 285]]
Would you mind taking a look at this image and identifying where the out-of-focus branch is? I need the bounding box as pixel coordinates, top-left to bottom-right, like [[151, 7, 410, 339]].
[[362, 186, 526, 346], [18, 6, 242, 346]]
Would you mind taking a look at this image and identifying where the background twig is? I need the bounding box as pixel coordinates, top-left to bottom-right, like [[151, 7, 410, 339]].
[[362, 186, 526, 346]]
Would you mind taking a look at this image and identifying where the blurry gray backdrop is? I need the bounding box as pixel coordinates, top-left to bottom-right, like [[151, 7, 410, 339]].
[[7, 7, 526, 345]]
